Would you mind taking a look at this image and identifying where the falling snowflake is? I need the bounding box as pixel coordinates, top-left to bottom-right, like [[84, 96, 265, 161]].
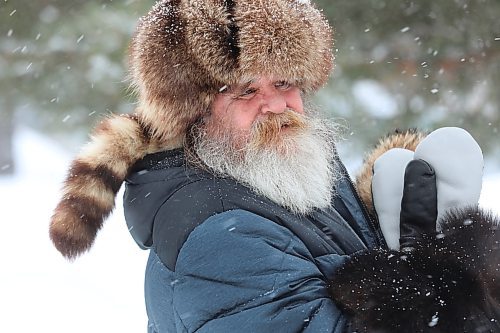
[[428, 313, 439, 327]]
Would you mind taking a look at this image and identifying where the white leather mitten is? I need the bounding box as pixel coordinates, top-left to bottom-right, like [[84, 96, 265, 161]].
[[371, 127, 484, 248], [414, 127, 483, 229], [372, 148, 414, 249]]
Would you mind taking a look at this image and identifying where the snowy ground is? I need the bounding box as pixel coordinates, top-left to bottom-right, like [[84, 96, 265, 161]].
[[0, 128, 148, 332], [1, 128, 499, 332]]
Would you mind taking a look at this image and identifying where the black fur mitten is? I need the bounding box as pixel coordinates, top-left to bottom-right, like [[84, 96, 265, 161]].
[[329, 207, 500, 333]]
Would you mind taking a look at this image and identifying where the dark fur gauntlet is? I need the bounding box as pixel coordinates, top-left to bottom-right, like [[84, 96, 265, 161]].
[[329, 207, 500, 333]]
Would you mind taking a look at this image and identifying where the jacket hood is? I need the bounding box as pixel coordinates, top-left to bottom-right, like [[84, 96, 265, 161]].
[[123, 149, 192, 249]]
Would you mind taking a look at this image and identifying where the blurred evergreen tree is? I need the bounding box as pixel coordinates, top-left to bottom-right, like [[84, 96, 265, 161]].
[[0, 0, 155, 174], [316, 0, 500, 162]]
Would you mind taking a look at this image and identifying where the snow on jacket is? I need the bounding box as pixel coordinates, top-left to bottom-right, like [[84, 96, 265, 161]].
[[123, 148, 385, 333]]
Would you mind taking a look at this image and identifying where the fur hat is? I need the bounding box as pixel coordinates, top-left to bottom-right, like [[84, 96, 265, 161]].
[[49, 0, 334, 259]]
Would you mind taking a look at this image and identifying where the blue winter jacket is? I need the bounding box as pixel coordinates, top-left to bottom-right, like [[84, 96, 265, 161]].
[[124, 149, 385, 333]]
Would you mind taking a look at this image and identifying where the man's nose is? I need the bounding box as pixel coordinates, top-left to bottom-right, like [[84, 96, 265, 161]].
[[260, 92, 286, 114]]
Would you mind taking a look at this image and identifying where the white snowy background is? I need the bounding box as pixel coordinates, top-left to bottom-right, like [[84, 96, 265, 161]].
[[1, 127, 499, 332], [0, 128, 148, 332]]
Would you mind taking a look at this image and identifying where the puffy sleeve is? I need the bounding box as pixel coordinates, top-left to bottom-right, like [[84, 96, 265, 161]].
[[171, 209, 350, 333]]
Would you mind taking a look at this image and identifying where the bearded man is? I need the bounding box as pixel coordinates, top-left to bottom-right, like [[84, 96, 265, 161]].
[[49, 0, 500, 332], [191, 78, 338, 215]]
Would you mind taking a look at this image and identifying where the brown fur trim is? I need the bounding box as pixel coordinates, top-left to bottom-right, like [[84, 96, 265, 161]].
[[128, 0, 333, 145], [49, 114, 162, 259], [355, 129, 427, 217]]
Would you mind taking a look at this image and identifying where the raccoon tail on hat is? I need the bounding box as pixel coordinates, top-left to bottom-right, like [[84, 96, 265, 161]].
[[49, 113, 162, 259]]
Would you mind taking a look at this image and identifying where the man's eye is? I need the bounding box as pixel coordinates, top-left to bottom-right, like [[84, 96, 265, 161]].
[[238, 88, 257, 98], [275, 81, 291, 90]]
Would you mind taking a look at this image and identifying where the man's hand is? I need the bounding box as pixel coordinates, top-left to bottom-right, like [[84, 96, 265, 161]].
[[372, 127, 483, 250]]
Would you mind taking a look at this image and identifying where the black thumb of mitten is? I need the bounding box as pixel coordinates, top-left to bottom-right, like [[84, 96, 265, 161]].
[[399, 159, 438, 251]]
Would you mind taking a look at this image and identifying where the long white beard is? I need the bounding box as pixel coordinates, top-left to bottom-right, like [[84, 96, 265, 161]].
[[192, 111, 339, 215]]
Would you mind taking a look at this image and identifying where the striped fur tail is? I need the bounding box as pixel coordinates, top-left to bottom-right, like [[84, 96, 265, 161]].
[[49, 114, 160, 259]]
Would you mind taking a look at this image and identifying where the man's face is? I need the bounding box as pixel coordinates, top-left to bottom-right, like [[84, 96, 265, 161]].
[[208, 76, 304, 146], [193, 75, 338, 215]]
